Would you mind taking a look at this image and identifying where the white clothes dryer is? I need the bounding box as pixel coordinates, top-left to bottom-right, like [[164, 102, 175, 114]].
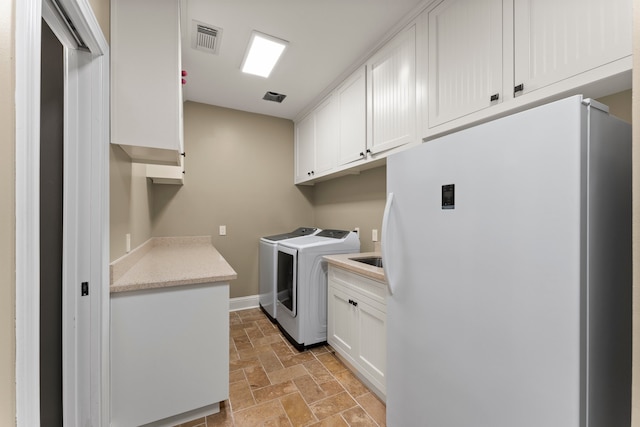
[[258, 227, 319, 322], [275, 229, 360, 350]]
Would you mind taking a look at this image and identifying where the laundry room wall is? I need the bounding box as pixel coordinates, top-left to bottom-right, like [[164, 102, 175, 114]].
[[312, 166, 387, 254], [88, 0, 109, 41], [0, 0, 15, 423], [597, 89, 632, 123], [151, 101, 315, 298], [110, 146, 154, 261]]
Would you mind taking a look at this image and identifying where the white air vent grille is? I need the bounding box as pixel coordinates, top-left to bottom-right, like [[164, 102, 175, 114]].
[[191, 20, 222, 54]]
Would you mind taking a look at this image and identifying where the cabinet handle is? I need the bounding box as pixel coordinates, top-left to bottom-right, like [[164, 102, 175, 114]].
[[490, 93, 499, 102], [181, 152, 186, 157], [311, 170, 315, 175], [352, 300, 358, 307], [307, 172, 311, 176], [514, 84, 524, 95], [360, 152, 365, 158], [366, 149, 371, 154]]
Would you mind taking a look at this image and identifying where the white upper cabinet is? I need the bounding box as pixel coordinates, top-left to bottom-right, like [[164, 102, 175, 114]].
[[314, 96, 339, 174], [293, 0, 631, 184], [111, 0, 184, 166], [425, 0, 631, 131], [514, 0, 632, 97], [294, 95, 338, 183], [428, 0, 503, 126], [295, 112, 316, 183], [367, 24, 417, 155], [337, 67, 367, 166]]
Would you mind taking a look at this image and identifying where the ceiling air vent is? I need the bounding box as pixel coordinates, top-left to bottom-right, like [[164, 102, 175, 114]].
[[263, 92, 287, 103], [191, 20, 222, 55]]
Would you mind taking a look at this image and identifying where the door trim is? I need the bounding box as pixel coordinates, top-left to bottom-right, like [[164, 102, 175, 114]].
[[15, 0, 110, 425]]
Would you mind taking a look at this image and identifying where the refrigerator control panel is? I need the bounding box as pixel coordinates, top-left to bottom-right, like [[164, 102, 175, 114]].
[[442, 184, 455, 209]]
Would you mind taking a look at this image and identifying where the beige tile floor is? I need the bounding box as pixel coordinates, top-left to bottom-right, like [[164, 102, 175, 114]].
[[173, 307, 386, 427]]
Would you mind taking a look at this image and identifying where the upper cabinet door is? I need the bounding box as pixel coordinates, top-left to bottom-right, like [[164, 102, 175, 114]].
[[111, 0, 183, 165], [428, 0, 503, 127], [295, 113, 315, 183], [367, 25, 416, 155], [514, 0, 632, 96], [314, 96, 338, 175], [337, 67, 367, 166]]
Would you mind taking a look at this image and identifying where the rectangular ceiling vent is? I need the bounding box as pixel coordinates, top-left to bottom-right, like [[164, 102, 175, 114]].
[[263, 91, 287, 103], [191, 20, 222, 55]]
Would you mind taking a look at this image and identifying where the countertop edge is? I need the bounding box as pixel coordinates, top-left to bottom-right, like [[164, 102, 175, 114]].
[[110, 274, 237, 294], [109, 236, 237, 294], [323, 252, 386, 283]]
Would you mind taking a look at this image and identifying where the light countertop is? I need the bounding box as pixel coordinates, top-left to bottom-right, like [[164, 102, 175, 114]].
[[323, 252, 386, 283], [110, 236, 237, 293]]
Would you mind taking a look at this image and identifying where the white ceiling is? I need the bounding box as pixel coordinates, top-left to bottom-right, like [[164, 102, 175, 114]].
[[180, 0, 425, 120]]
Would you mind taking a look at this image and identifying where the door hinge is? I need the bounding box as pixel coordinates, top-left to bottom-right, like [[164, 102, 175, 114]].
[[81, 281, 89, 296]]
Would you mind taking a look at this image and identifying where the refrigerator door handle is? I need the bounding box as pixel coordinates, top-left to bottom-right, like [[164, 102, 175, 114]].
[[381, 192, 395, 295]]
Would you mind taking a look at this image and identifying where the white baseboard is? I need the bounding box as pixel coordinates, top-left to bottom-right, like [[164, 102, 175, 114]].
[[229, 295, 259, 312]]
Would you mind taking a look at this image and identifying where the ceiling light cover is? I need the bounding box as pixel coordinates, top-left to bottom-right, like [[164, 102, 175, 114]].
[[241, 31, 288, 78]]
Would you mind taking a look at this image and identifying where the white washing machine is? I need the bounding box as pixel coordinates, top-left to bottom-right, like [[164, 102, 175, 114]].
[[276, 229, 360, 350], [258, 227, 319, 322]]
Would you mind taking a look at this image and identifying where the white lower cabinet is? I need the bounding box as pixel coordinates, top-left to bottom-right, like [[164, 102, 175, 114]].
[[327, 266, 387, 400], [111, 282, 229, 426]]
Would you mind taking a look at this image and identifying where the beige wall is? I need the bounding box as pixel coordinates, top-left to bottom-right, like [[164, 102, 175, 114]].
[[88, 0, 110, 42], [0, 0, 15, 424], [150, 102, 314, 298], [313, 166, 386, 253], [597, 89, 632, 123], [113, 101, 385, 299], [110, 146, 154, 260]]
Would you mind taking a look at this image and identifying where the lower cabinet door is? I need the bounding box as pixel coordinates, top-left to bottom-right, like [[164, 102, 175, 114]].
[[356, 300, 387, 393], [328, 285, 357, 361]]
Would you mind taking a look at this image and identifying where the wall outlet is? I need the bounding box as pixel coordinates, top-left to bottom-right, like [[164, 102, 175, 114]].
[[219, 225, 227, 236], [126, 233, 131, 253], [372, 229, 378, 242]]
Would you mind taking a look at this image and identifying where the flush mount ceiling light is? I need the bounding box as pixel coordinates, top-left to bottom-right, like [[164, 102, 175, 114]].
[[241, 31, 288, 78]]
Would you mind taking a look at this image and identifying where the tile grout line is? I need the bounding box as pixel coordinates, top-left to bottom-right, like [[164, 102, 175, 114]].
[[224, 308, 386, 426]]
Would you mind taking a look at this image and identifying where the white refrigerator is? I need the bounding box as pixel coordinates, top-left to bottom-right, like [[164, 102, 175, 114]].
[[382, 95, 631, 427]]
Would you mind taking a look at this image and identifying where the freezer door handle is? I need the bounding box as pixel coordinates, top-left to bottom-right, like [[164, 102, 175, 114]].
[[381, 192, 395, 295]]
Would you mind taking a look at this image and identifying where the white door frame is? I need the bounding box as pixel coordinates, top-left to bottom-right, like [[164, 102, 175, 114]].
[[15, 0, 110, 425]]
